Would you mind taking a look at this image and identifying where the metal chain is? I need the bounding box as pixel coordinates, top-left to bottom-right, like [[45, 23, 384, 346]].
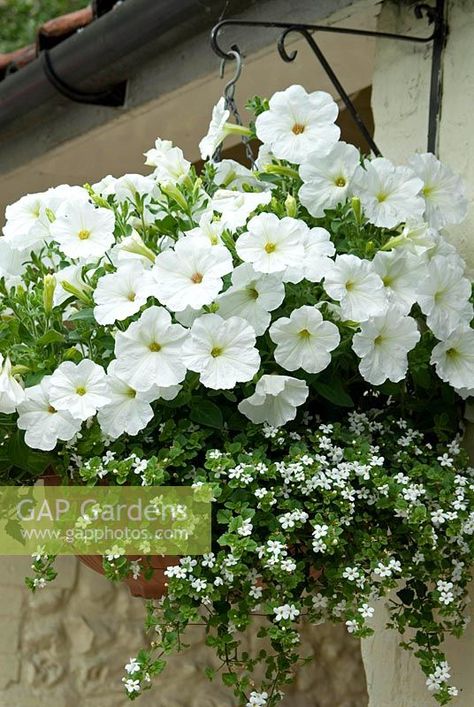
[[212, 49, 255, 167]]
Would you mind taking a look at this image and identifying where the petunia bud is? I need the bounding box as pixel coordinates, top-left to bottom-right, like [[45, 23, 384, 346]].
[[121, 230, 156, 263], [285, 194, 297, 218], [351, 196, 362, 223], [43, 274, 56, 314]]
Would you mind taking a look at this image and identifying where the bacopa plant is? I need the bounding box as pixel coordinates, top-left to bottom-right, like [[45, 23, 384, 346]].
[[0, 84, 473, 706]]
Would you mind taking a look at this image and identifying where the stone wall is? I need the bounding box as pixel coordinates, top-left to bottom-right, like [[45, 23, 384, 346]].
[[0, 556, 367, 706]]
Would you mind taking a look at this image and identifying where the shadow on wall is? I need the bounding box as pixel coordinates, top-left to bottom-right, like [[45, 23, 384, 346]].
[[0, 555, 368, 706]]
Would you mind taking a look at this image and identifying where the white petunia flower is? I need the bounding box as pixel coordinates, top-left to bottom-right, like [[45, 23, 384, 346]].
[[50, 201, 115, 259], [351, 158, 424, 228], [283, 225, 335, 284], [217, 263, 285, 336], [144, 138, 191, 185], [352, 310, 420, 385], [211, 189, 271, 232], [416, 256, 472, 338], [372, 249, 426, 315], [113, 173, 157, 203], [184, 211, 225, 246], [238, 374, 309, 427], [151, 238, 232, 311], [97, 361, 157, 439], [390, 220, 437, 256], [182, 313, 260, 389], [53, 262, 92, 308], [114, 306, 187, 391], [2, 192, 51, 251], [236, 213, 305, 274], [0, 240, 29, 289], [270, 306, 340, 373], [93, 263, 153, 325], [198, 97, 230, 159], [255, 85, 340, 164], [17, 376, 81, 450], [214, 159, 265, 191], [0, 355, 25, 413], [299, 141, 360, 217], [408, 153, 468, 228], [49, 359, 110, 421], [430, 327, 474, 390], [323, 254, 387, 322]]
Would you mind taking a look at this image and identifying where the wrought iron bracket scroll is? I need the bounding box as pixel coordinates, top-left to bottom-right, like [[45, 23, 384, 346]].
[[210, 0, 446, 156]]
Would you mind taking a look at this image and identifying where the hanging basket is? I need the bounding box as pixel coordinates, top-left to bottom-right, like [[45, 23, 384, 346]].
[[41, 472, 179, 599]]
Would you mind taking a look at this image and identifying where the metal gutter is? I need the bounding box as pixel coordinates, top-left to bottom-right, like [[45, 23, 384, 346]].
[[0, 0, 239, 131]]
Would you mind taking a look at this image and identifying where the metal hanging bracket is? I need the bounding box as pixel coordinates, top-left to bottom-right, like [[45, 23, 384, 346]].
[[210, 0, 447, 156]]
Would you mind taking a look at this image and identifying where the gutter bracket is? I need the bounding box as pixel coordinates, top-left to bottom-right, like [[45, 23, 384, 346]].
[[210, 0, 447, 156], [41, 49, 127, 107]]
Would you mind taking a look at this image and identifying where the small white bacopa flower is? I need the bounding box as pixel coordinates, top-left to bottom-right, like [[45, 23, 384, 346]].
[[352, 310, 420, 386], [238, 374, 309, 427], [114, 306, 187, 391], [323, 254, 387, 322], [50, 200, 115, 260], [430, 326, 474, 390], [351, 157, 424, 228], [182, 313, 260, 389], [299, 141, 360, 217], [198, 97, 230, 160], [151, 238, 233, 311], [270, 305, 340, 374], [16, 375, 81, 450], [408, 152, 468, 229], [217, 262, 285, 336], [93, 263, 154, 325], [236, 212, 306, 274], [49, 359, 110, 421], [255, 84, 340, 164]]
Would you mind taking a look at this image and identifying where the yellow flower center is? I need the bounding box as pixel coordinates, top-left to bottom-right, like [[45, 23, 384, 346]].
[[376, 192, 388, 203], [126, 388, 137, 398], [76, 386, 87, 396], [47, 405, 56, 414], [78, 229, 91, 240], [422, 184, 434, 197], [374, 335, 384, 346], [211, 346, 223, 358], [128, 292, 136, 302], [191, 272, 203, 284], [247, 287, 259, 300], [382, 275, 393, 287], [335, 176, 346, 187], [445, 347, 459, 359], [292, 123, 306, 135], [298, 328, 311, 339], [265, 242, 276, 254], [149, 342, 161, 352], [345, 280, 355, 291]]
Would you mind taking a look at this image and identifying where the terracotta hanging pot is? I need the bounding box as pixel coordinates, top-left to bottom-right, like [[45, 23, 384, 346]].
[[40, 471, 179, 599]]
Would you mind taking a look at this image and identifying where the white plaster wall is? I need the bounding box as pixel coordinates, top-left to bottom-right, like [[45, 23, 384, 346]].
[[370, 0, 474, 275], [365, 5, 474, 702]]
